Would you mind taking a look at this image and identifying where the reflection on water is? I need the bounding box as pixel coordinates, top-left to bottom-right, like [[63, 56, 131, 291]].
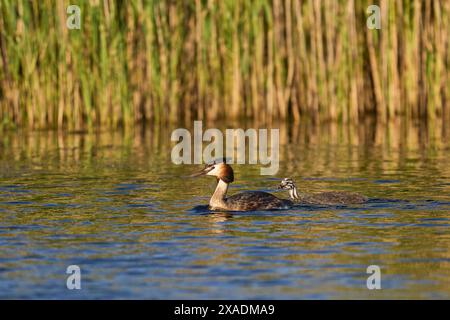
[[0, 119, 449, 299]]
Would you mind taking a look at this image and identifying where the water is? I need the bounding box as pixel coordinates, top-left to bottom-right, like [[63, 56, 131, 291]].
[[0, 121, 449, 299]]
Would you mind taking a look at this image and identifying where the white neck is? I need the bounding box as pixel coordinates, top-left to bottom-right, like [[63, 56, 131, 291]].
[[289, 186, 300, 200], [209, 179, 229, 208]]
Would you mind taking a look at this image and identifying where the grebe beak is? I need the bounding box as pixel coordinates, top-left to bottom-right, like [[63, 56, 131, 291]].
[[190, 165, 213, 177]]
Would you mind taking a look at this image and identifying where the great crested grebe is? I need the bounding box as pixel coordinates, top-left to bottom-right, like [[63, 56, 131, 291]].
[[279, 178, 368, 205], [191, 162, 293, 211]]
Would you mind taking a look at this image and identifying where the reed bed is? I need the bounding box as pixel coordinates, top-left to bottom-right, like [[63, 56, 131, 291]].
[[0, 0, 449, 129]]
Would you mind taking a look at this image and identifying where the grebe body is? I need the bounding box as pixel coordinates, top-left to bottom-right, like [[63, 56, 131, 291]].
[[279, 178, 368, 205], [192, 162, 292, 211]]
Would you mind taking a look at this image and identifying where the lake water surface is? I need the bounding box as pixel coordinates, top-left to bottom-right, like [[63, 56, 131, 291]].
[[0, 121, 449, 299]]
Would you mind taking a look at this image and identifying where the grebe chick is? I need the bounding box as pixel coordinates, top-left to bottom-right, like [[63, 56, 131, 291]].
[[279, 178, 368, 205], [191, 162, 293, 211]]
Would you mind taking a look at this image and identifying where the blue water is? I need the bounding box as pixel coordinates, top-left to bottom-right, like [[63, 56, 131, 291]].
[[0, 128, 449, 299]]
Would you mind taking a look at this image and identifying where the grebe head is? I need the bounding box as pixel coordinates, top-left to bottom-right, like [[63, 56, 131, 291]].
[[278, 178, 295, 190], [191, 161, 234, 183], [278, 178, 300, 200]]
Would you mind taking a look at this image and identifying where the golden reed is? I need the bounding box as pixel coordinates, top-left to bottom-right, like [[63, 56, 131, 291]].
[[0, 0, 449, 130]]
